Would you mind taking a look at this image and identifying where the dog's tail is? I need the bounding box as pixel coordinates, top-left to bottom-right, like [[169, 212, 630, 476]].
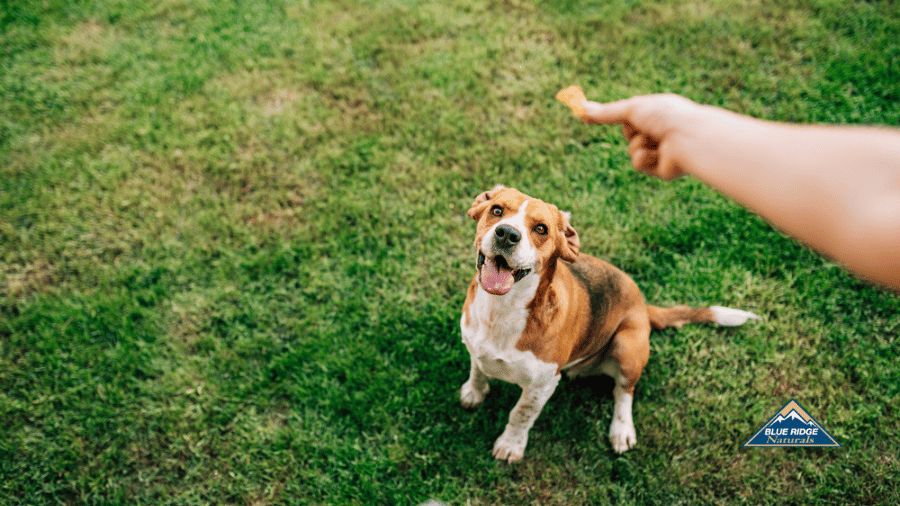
[[647, 305, 760, 330]]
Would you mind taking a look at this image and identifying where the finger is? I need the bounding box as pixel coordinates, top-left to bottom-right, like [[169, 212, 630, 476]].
[[631, 146, 662, 173], [622, 121, 637, 141], [581, 99, 634, 125], [629, 134, 663, 173], [631, 148, 648, 172], [629, 135, 653, 172], [629, 134, 648, 159], [656, 148, 684, 180], [639, 149, 659, 172]]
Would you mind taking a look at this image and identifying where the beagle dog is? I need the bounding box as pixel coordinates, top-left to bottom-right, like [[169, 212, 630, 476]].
[[460, 185, 759, 462]]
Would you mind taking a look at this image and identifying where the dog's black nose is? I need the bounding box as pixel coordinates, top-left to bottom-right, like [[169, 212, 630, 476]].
[[494, 224, 521, 248]]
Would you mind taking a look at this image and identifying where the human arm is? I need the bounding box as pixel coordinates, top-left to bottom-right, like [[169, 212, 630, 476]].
[[580, 94, 900, 290]]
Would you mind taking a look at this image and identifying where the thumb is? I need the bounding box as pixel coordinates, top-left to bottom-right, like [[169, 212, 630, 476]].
[[581, 98, 634, 125]]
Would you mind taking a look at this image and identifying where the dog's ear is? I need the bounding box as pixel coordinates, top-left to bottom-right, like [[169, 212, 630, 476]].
[[467, 184, 506, 220], [558, 210, 580, 263]]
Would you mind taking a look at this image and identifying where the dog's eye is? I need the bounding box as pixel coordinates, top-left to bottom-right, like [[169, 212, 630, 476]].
[[490, 206, 503, 217], [534, 224, 548, 235]]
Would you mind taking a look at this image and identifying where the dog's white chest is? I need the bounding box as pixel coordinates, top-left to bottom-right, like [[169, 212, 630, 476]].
[[461, 285, 558, 387]]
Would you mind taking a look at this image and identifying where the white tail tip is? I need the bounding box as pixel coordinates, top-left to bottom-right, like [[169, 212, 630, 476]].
[[710, 306, 761, 326]]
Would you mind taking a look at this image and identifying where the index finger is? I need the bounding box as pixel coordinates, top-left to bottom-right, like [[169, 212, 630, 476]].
[[581, 99, 635, 125]]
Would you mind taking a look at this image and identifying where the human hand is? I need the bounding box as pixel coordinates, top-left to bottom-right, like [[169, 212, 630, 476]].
[[581, 94, 706, 180]]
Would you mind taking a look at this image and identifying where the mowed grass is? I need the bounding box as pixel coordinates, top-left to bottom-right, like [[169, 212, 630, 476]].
[[2, 0, 899, 504]]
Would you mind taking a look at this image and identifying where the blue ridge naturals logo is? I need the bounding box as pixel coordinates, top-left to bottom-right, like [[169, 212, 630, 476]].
[[743, 399, 841, 447]]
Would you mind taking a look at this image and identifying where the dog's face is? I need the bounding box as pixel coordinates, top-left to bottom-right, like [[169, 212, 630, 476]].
[[467, 185, 580, 295]]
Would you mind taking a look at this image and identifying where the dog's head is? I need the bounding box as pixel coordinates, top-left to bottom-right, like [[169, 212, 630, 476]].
[[467, 185, 580, 295]]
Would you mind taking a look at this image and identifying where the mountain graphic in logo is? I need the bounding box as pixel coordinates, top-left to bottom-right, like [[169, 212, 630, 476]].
[[772, 409, 809, 425], [743, 399, 840, 447]]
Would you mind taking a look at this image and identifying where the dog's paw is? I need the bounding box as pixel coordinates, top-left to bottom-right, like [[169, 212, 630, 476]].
[[609, 419, 637, 454], [460, 381, 489, 409], [492, 427, 527, 463]]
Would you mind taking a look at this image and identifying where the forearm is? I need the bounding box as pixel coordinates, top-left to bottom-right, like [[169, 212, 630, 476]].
[[671, 108, 900, 287]]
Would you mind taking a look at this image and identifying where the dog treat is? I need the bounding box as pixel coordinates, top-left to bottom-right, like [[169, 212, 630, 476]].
[[556, 85, 587, 117]]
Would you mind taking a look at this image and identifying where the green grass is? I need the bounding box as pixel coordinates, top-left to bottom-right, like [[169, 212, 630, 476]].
[[2, 0, 899, 504]]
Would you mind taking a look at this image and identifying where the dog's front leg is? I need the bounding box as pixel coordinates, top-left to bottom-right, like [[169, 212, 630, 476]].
[[492, 375, 560, 463], [460, 357, 490, 409]]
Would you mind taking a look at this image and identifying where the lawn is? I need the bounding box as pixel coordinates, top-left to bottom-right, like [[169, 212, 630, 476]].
[[2, 0, 899, 504]]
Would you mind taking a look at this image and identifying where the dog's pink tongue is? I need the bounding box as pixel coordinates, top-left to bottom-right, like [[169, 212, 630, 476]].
[[480, 257, 514, 295]]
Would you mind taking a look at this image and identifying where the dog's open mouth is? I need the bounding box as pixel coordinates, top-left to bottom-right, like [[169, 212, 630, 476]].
[[477, 251, 531, 295]]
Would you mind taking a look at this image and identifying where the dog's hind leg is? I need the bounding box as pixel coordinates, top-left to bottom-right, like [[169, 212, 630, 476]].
[[600, 314, 651, 453]]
